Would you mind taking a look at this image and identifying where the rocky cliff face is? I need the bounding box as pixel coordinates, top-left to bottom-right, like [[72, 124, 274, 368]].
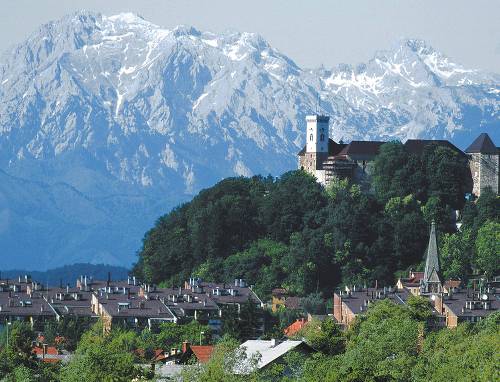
[[0, 12, 498, 269]]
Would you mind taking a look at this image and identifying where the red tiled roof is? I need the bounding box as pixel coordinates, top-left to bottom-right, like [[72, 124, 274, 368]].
[[190, 345, 214, 363], [32, 346, 59, 356], [153, 349, 167, 362], [411, 272, 424, 281], [284, 318, 307, 337]]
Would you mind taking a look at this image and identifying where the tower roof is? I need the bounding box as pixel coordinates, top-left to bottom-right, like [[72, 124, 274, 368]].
[[423, 221, 440, 284], [465, 133, 498, 154]]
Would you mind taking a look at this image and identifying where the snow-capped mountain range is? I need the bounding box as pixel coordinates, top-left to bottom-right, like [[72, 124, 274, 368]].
[[0, 11, 498, 269]]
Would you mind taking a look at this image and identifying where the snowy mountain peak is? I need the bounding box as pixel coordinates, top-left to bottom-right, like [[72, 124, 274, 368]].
[[0, 12, 498, 269], [105, 12, 149, 25]]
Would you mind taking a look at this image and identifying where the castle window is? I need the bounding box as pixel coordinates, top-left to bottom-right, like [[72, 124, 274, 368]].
[[320, 134, 325, 141], [309, 134, 313, 141]]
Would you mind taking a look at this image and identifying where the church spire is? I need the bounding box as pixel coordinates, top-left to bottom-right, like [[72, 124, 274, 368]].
[[421, 220, 442, 294]]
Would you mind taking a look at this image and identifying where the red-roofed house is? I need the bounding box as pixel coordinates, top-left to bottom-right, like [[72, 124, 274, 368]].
[[396, 270, 424, 295], [284, 318, 307, 337], [190, 345, 215, 363], [180, 341, 215, 364]]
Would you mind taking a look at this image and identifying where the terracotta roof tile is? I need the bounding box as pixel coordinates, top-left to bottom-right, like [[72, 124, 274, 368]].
[[190, 345, 214, 363]]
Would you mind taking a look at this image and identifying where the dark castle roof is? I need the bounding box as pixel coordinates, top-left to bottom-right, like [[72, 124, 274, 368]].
[[338, 141, 385, 158], [298, 137, 476, 161], [297, 139, 346, 156], [405, 139, 467, 158], [465, 133, 498, 154]]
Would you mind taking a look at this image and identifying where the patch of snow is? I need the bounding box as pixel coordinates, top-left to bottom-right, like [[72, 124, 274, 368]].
[[234, 160, 253, 177], [119, 65, 137, 75], [115, 90, 124, 117], [202, 38, 218, 47], [160, 143, 179, 171], [183, 164, 195, 193], [102, 32, 134, 42], [192, 92, 209, 110]]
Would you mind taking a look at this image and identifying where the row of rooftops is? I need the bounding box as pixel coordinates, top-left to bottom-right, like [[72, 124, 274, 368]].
[[334, 275, 500, 328], [0, 275, 263, 324], [298, 133, 499, 161]]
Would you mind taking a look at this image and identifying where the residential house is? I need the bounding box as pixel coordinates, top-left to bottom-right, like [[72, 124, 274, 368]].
[[235, 339, 312, 375]]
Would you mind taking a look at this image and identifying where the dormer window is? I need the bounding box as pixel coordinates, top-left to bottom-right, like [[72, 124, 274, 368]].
[[320, 134, 325, 142], [309, 134, 313, 141]]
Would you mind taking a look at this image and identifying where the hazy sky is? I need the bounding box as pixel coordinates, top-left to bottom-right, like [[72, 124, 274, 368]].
[[1, 0, 499, 72]]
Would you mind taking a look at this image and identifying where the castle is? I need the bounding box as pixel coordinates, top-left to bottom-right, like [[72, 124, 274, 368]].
[[298, 115, 499, 198]]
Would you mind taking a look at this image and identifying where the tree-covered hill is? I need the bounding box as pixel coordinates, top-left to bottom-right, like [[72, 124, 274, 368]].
[[2, 264, 129, 287], [133, 143, 499, 299]]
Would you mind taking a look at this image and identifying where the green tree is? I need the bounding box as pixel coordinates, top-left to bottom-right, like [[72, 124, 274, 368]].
[[423, 145, 470, 211], [372, 141, 412, 203], [60, 322, 144, 382], [413, 313, 500, 382], [440, 229, 473, 280], [475, 221, 500, 278], [298, 317, 344, 355], [154, 320, 211, 350]]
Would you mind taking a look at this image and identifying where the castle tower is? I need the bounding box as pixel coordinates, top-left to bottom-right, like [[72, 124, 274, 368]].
[[306, 115, 329, 155], [465, 133, 499, 197], [299, 115, 330, 179], [420, 221, 442, 295]]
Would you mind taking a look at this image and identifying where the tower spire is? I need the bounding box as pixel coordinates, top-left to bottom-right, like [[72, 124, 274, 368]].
[[421, 220, 442, 294]]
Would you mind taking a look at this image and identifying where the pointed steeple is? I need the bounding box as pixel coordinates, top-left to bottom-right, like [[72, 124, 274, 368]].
[[421, 221, 442, 294]]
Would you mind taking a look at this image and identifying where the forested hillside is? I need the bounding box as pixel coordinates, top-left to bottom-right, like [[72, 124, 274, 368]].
[[133, 142, 499, 298]]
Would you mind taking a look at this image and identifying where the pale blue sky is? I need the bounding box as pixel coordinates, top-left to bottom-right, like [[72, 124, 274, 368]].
[[1, 0, 499, 72]]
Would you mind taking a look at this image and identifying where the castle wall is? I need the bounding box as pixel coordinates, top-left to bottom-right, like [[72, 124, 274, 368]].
[[299, 152, 328, 173], [469, 153, 499, 196]]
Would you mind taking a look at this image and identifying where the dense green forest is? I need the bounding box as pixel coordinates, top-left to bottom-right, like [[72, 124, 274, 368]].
[[133, 142, 498, 298]]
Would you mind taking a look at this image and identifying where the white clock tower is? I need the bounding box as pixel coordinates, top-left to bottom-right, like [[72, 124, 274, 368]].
[[306, 115, 329, 154]]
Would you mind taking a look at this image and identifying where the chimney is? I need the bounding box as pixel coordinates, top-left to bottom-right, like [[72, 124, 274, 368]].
[[66, 284, 70, 293], [182, 341, 190, 354], [133, 276, 137, 286], [270, 339, 276, 347], [42, 344, 47, 360], [107, 272, 111, 287], [127, 276, 131, 285]]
